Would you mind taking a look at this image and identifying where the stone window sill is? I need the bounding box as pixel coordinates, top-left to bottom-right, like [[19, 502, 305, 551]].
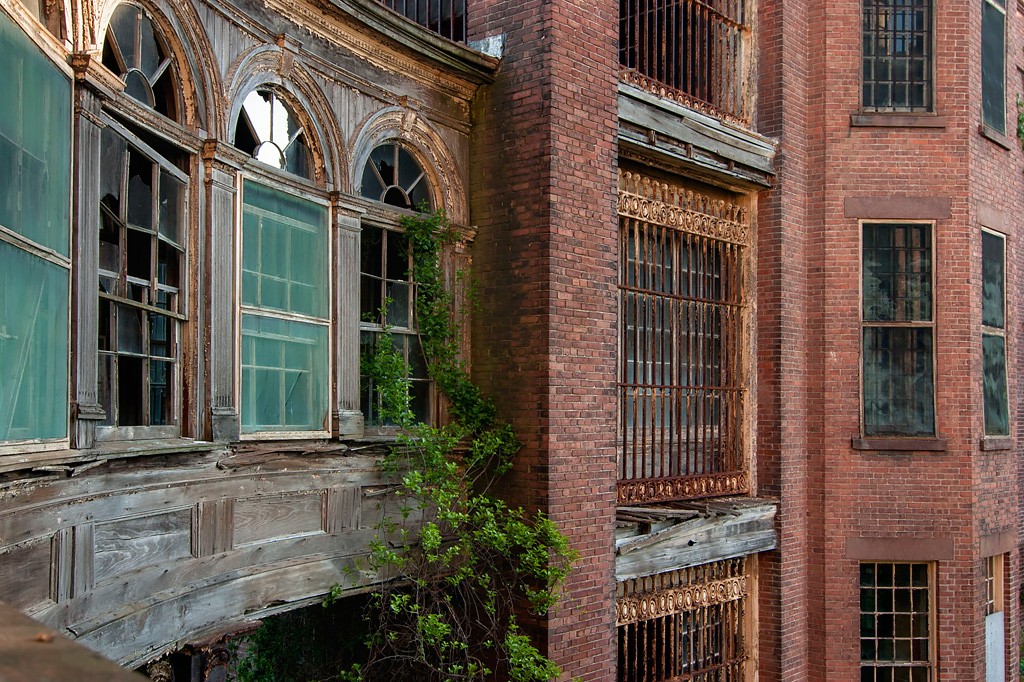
[[979, 124, 1012, 150], [851, 113, 947, 128], [980, 436, 1014, 451], [851, 437, 947, 452]]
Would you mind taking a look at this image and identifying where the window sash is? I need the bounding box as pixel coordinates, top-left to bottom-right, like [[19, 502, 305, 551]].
[[982, 0, 1007, 132], [861, 222, 936, 437], [859, 562, 934, 681], [861, 0, 933, 112]]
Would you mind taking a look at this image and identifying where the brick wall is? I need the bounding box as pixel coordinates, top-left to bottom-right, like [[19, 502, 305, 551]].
[[467, 2, 620, 679], [758, 0, 1024, 679]]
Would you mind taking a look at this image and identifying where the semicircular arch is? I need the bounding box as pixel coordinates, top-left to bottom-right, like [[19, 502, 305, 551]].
[[351, 107, 467, 225], [226, 48, 345, 188]]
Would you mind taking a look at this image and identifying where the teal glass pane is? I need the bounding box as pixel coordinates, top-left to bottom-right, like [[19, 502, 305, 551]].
[[241, 180, 328, 318], [983, 333, 1009, 436], [0, 241, 68, 441], [982, 231, 1005, 329], [863, 326, 934, 436], [0, 11, 71, 256], [240, 313, 328, 433]]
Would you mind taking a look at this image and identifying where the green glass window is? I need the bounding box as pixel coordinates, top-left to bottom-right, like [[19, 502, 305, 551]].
[[862, 223, 935, 437], [240, 180, 329, 433], [982, 230, 1008, 436], [982, 0, 1006, 133], [0, 12, 71, 443]]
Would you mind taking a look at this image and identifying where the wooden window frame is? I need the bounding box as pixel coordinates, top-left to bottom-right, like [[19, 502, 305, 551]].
[[981, 0, 1008, 134], [981, 228, 1010, 437], [859, 561, 936, 682]]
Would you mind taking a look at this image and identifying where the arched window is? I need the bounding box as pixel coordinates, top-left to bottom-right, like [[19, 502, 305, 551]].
[[233, 89, 313, 180], [102, 4, 179, 120], [359, 142, 430, 210]]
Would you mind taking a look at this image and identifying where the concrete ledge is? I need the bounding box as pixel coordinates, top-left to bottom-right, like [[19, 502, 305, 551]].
[[845, 536, 953, 561]]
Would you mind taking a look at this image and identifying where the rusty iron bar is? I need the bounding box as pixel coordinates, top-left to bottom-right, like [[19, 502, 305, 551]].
[[375, 0, 466, 42], [619, 214, 743, 500], [619, 0, 747, 121], [617, 560, 747, 681]]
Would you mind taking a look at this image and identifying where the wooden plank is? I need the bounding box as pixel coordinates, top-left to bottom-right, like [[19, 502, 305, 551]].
[[72, 524, 94, 598], [0, 601, 144, 681], [193, 499, 234, 558], [94, 510, 192, 584], [0, 538, 51, 609], [323, 486, 361, 533], [233, 492, 325, 546]]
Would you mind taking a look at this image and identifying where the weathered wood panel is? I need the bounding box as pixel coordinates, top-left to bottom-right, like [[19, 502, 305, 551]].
[[0, 539, 51, 610], [94, 510, 192, 584], [233, 491, 325, 546]]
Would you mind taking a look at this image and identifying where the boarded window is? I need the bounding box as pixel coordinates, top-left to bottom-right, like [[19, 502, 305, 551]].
[[981, 0, 1006, 133], [240, 180, 329, 433], [0, 12, 71, 443], [862, 223, 935, 437], [860, 562, 933, 681], [982, 230, 1008, 436], [862, 0, 932, 112]]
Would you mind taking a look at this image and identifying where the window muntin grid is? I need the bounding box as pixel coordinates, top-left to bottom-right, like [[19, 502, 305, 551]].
[[860, 562, 933, 682], [862, 0, 932, 112], [102, 4, 179, 120], [984, 555, 1002, 616], [861, 222, 935, 437]]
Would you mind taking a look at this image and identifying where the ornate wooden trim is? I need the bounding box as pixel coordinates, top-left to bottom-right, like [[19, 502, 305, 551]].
[[620, 68, 750, 128], [616, 575, 747, 625], [617, 170, 749, 246], [617, 472, 748, 504]]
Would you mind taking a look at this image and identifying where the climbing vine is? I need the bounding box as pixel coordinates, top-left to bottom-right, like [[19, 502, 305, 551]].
[[331, 209, 576, 681]]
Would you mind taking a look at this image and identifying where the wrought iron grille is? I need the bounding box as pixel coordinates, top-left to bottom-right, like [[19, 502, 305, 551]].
[[617, 171, 747, 504], [619, 0, 748, 122], [617, 559, 747, 682], [376, 0, 466, 42], [862, 0, 932, 112]]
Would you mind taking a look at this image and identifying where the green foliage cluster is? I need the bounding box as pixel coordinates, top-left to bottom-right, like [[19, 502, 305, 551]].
[[336, 209, 576, 681]]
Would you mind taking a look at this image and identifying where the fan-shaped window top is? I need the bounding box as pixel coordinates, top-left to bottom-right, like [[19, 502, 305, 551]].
[[233, 89, 313, 180], [102, 4, 178, 119], [360, 143, 430, 210]]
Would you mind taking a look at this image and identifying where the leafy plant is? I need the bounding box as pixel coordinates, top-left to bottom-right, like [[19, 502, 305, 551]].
[[332, 208, 575, 681]]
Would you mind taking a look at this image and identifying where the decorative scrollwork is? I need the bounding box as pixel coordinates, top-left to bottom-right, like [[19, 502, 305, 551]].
[[617, 472, 748, 504], [617, 170, 749, 246], [616, 576, 747, 625]]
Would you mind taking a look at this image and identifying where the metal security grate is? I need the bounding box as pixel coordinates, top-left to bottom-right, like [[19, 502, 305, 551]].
[[617, 559, 747, 682], [617, 171, 747, 504], [619, 0, 748, 122], [376, 0, 466, 42], [862, 0, 932, 111]]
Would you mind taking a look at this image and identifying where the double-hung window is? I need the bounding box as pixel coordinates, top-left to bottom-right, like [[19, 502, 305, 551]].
[[235, 89, 330, 435], [862, 0, 933, 112], [982, 230, 1008, 436], [862, 222, 935, 437], [0, 10, 72, 445], [981, 0, 1006, 133]]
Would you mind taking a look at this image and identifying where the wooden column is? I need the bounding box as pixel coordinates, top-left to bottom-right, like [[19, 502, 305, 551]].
[[202, 143, 241, 442], [70, 83, 104, 448], [333, 197, 364, 438]]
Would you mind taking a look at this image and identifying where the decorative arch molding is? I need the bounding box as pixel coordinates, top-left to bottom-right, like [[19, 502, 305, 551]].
[[351, 107, 467, 225], [225, 46, 345, 189], [93, 0, 221, 132]]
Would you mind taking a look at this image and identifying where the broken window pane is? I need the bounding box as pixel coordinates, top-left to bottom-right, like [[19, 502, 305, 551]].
[[359, 142, 432, 210], [0, 241, 69, 441]]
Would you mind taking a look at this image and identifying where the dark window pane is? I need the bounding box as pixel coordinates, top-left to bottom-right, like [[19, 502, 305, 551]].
[[983, 333, 1009, 436], [863, 327, 935, 436], [982, 0, 1006, 132], [862, 0, 932, 112], [863, 223, 931, 322], [982, 231, 1005, 328]]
